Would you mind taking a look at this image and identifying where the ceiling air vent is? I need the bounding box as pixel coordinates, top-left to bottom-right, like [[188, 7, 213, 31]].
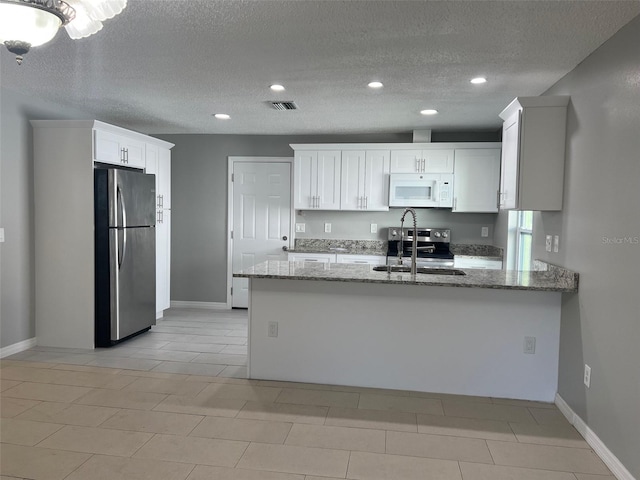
[[270, 101, 298, 110]]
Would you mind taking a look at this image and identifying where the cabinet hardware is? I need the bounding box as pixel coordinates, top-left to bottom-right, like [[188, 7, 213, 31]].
[[453, 198, 457, 210], [364, 196, 368, 209], [421, 158, 426, 172], [415, 157, 420, 172]]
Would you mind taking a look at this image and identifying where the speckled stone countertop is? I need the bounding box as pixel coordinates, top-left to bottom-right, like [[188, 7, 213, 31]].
[[235, 260, 578, 292]]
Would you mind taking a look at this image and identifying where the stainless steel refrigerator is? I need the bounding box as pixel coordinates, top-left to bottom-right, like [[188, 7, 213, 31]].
[[94, 167, 156, 347]]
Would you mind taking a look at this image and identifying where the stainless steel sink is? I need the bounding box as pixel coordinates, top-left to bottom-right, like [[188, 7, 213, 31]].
[[373, 265, 466, 276]]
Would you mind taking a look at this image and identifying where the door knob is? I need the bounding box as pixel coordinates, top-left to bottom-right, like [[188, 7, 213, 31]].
[[282, 235, 288, 241]]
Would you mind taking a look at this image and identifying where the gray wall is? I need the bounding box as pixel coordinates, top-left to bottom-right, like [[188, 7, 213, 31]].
[[158, 133, 499, 304], [0, 87, 91, 348], [532, 17, 639, 477]]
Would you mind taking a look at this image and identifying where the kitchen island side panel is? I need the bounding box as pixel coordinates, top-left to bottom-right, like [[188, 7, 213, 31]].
[[249, 278, 561, 401]]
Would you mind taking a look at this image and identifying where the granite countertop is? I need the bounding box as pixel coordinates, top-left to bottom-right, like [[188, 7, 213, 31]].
[[235, 260, 578, 292]]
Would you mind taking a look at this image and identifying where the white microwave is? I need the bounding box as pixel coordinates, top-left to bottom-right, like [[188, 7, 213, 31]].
[[388, 173, 454, 208]]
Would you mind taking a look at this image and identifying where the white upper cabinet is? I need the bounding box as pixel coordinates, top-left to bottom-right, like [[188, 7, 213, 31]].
[[340, 150, 390, 211], [453, 149, 501, 213], [390, 149, 454, 173], [94, 128, 146, 169], [158, 147, 171, 209], [498, 96, 570, 211], [294, 150, 341, 210]]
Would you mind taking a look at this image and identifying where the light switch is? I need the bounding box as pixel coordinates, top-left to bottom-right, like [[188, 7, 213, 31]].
[[553, 235, 560, 253], [481, 226, 489, 237], [0, 227, 4, 243], [295, 223, 305, 233], [545, 235, 552, 252], [370, 223, 378, 234]]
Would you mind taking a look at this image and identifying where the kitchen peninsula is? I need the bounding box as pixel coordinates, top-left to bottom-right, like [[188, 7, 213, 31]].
[[235, 261, 578, 402]]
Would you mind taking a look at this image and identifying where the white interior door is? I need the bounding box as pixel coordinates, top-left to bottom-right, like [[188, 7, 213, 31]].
[[232, 162, 291, 308]]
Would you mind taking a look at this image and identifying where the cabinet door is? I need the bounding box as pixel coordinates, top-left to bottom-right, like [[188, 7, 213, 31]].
[[145, 144, 161, 208], [316, 150, 341, 210], [158, 147, 171, 209], [121, 138, 146, 169], [363, 150, 390, 211], [340, 150, 366, 210], [423, 149, 454, 173], [94, 130, 123, 165], [499, 110, 521, 210], [453, 149, 501, 212], [294, 151, 317, 209], [336, 254, 385, 265], [390, 150, 422, 173], [156, 209, 171, 313]]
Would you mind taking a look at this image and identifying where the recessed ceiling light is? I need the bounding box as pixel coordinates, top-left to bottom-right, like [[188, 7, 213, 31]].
[[214, 113, 230, 120], [470, 77, 487, 84], [270, 84, 285, 91], [420, 109, 438, 115], [368, 81, 384, 89]]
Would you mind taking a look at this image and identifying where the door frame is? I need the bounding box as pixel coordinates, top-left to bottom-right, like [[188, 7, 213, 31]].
[[226, 156, 295, 308]]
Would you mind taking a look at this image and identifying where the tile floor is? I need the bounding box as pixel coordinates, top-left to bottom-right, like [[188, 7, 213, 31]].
[[1, 308, 614, 480]]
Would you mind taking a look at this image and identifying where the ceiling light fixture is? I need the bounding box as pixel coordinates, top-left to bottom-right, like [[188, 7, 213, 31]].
[[214, 113, 230, 120], [470, 77, 487, 84], [368, 81, 384, 89], [270, 84, 285, 92], [420, 109, 438, 115], [0, 0, 127, 65]]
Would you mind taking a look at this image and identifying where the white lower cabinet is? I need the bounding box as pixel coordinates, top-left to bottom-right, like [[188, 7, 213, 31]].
[[454, 257, 503, 269], [336, 254, 385, 265], [287, 252, 335, 263], [156, 210, 171, 313]]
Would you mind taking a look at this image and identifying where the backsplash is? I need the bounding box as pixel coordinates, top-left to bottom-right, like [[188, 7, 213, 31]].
[[293, 239, 386, 255], [450, 244, 504, 257]]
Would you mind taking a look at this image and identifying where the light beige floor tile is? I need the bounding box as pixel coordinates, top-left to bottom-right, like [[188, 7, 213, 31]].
[[275, 388, 359, 408], [0, 443, 91, 480], [256, 380, 335, 391], [2, 382, 92, 403], [529, 407, 571, 426], [0, 360, 57, 369], [118, 369, 191, 380], [237, 443, 349, 477], [573, 475, 617, 480], [347, 451, 462, 480], [192, 353, 247, 365], [15, 402, 120, 427], [304, 477, 346, 480], [186, 465, 302, 480], [186, 375, 256, 385], [151, 361, 226, 376], [87, 357, 162, 370], [200, 383, 282, 402], [0, 418, 63, 446], [417, 412, 516, 441], [359, 393, 443, 415], [487, 440, 611, 475], [443, 401, 536, 423], [64, 454, 194, 480], [134, 433, 248, 467], [509, 421, 589, 448], [491, 398, 556, 409], [123, 377, 208, 396], [459, 461, 578, 480], [218, 365, 248, 378], [0, 397, 40, 418], [285, 423, 385, 453], [1, 366, 65, 383], [124, 348, 201, 362], [326, 406, 417, 432], [47, 370, 135, 389], [161, 342, 226, 353], [75, 388, 166, 410], [38, 425, 153, 456], [221, 345, 248, 355], [50, 364, 122, 374], [0, 475, 25, 479], [0, 379, 21, 392], [153, 393, 246, 417], [101, 409, 204, 435], [414, 392, 494, 404], [190, 416, 292, 443], [238, 401, 328, 424], [386, 430, 493, 463]]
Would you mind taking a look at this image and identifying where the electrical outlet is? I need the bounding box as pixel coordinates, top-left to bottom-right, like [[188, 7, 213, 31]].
[[553, 235, 560, 253], [370, 223, 378, 234], [295, 223, 305, 233], [268, 321, 278, 338], [324, 223, 331, 233], [481, 226, 489, 237], [0, 227, 4, 243], [545, 235, 552, 252], [524, 336, 536, 354], [584, 364, 591, 388]]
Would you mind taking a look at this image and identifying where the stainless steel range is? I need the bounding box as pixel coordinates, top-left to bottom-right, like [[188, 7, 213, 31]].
[[385, 227, 454, 268]]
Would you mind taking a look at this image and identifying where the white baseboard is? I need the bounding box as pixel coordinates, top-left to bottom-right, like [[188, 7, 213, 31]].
[[0, 337, 37, 359], [170, 301, 229, 310], [555, 393, 636, 480]]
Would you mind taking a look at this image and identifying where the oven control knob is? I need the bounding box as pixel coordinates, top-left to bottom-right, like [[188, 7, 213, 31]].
[[434, 232, 441, 238], [441, 232, 448, 238], [391, 229, 398, 237]]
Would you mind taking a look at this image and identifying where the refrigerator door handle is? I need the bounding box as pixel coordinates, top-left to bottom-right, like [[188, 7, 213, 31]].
[[117, 186, 128, 228]]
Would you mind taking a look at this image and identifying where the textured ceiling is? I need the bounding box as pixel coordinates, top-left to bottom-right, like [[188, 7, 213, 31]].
[[1, 0, 639, 135]]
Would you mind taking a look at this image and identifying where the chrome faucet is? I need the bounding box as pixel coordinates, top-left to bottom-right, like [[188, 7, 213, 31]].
[[400, 208, 418, 275]]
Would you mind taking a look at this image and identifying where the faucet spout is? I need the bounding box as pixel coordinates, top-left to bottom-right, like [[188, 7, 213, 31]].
[[400, 208, 418, 275]]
